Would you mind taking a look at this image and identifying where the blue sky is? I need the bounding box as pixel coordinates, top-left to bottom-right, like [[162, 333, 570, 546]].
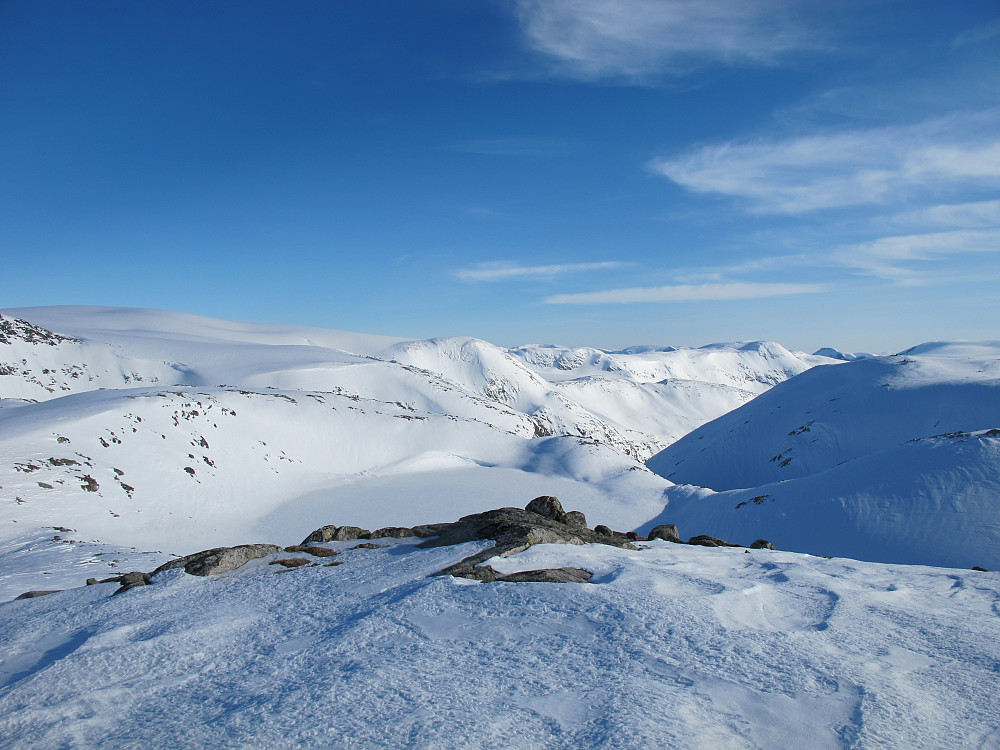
[[2, 0, 998, 352]]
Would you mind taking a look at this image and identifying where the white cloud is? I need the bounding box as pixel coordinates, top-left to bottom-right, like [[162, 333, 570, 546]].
[[889, 200, 1000, 229], [544, 281, 825, 304], [650, 111, 1000, 213], [455, 261, 625, 282], [513, 0, 837, 81], [834, 229, 1000, 284]]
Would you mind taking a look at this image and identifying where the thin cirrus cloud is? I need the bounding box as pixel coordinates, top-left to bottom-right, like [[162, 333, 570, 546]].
[[888, 199, 1000, 229], [834, 228, 1000, 284], [455, 261, 625, 282], [649, 111, 1000, 214], [544, 282, 825, 304], [513, 0, 842, 81]]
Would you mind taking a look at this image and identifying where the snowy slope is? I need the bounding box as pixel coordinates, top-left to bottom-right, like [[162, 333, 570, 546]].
[[0, 536, 997, 749], [0, 307, 832, 591], [4, 306, 827, 598], [648, 345, 1000, 568]]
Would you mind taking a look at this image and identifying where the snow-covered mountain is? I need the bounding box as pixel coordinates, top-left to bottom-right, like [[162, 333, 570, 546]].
[[3, 307, 999, 749], [0, 306, 832, 600], [648, 342, 1000, 569]]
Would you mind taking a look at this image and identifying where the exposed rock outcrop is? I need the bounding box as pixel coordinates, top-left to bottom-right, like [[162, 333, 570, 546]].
[[15, 590, 61, 599], [152, 544, 283, 577], [496, 567, 593, 583], [300, 525, 370, 544], [648, 524, 680, 543], [420, 497, 637, 581]]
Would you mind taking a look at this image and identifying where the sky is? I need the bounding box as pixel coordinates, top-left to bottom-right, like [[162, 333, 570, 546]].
[[2, 0, 999, 352]]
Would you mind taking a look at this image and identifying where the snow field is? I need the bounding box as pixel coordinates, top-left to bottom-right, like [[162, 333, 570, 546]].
[[1, 539, 997, 749]]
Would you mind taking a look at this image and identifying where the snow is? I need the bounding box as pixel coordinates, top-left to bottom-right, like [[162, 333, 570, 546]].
[[648, 347, 1000, 569], [2, 306, 999, 747], [1, 538, 997, 749]]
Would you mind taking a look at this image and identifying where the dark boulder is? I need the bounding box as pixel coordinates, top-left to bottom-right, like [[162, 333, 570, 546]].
[[370, 527, 416, 539], [15, 590, 61, 600], [750, 539, 776, 550], [688, 535, 740, 548], [648, 524, 680, 543], [423, 499, 636, 581], [564, 510, 587, 529], [496, 567, 593, 584], [300, 525, 370, 545], [283, 545, 339, 558], [301, 525, 339, 544], [151, 544, 283, 577], [112, 571, 153, 595], [525, 495, 567, 523]]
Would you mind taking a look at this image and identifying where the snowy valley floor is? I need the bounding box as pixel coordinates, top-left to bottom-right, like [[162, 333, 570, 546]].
[[1, 536, 998, 749]]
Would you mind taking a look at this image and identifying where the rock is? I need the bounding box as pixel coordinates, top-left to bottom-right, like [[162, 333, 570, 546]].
[[972, 566, 988, 572], [302, 525, 339, 544], [525, 495, 567, 523], [333, 526, 369, 541], [300, 525, 370, 545], [351, 542, 386, 550], [151, 544, 283, 577], [370, 527, 416, 539], [593, 524, 614, 536], [648, 524, 680, 543], [113, 571, 153, 595], [688, 535, 741, 548], [420, 504, 636, 581], [269, 558, 311, 568], [564, 510, 587, 529], [496, 567, 593, 584], [283, 545, 338, 558], [15, 590, 61, 599], [409, 523, 453, 538], [750, 539, 776, 550]]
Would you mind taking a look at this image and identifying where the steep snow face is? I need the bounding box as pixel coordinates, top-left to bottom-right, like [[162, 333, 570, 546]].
[[648, 346, 1000, 568], [1, 538, 998, 749]]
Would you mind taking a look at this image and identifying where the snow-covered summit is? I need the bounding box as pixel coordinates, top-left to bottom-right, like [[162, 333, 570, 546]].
[[648, 343, 1000, 569]]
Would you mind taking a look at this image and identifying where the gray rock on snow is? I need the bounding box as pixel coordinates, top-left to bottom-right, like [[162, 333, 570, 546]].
[[525, 495, 567, 524], [422, 498, 636, 581], [648, 524, 680, 543], [496, 567, 593, 584], [14, 590, 62, 600], [300, 525, 370, 545], [152, 544, 283, 577]]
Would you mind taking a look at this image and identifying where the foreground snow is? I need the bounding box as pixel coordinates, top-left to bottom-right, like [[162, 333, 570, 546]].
[[1, 537, 998, 749]]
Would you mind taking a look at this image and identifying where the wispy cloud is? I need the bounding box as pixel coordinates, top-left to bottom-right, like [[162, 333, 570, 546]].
[[544, 281, 825, 304], [649, 110, 1000, 213], [834, 229, 1000, 284], [888, 200, 1000, 229], [455, 261, 626, 282], [513, 0, 842, 82]]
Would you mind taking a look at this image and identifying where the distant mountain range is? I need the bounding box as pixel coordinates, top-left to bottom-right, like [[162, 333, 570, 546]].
[[1, 305, 997, 597]]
